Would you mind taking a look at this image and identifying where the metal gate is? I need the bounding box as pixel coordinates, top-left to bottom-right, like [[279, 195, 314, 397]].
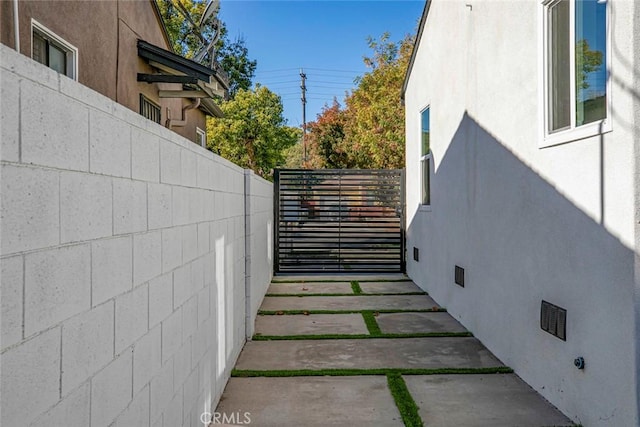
[[274, 169, 405, 273]]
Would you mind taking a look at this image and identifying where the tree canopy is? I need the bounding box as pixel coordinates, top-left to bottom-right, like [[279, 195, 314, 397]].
[[207, 86, 299, 179]]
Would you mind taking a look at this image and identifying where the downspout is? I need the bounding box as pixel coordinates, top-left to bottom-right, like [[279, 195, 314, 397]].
[[165, 98, 201, 128], [13, 0, 20, 51]]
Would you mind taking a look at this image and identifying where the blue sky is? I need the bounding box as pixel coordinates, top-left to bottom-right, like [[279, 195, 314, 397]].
[[219, 0, 424, 127]]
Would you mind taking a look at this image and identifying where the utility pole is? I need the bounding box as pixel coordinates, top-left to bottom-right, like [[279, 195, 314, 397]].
[[300, 69, 307, 167]]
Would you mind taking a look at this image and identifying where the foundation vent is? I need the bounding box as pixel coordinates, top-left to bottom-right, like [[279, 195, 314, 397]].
[[454, 265, 465, 287], [413, 247, 419, 262], [540, 300, 566, 341]]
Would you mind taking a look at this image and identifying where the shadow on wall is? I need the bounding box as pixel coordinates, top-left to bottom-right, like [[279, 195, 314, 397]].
[[406, 111, 636, 425]]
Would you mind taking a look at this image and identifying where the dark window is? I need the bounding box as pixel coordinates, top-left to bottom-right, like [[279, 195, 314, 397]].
[[140, 95, 161, 124]]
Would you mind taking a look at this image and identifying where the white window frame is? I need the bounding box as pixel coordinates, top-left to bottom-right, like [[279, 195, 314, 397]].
[[539, 0, 611, 148], [419, 106, 432, 210], [196, 127, 207, 147], [31, 19, 78, 80]]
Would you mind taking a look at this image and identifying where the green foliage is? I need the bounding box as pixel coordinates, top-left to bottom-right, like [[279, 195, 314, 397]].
[[350, 280, 363, 294], [362, 311, 382, 336], [576, 39, 603, 90], [207, 86, 299, 179], [387, 373, 424, 427], [297, 33, 414, 169]]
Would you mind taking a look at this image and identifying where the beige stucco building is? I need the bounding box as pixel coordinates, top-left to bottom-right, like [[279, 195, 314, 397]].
[[0, 0, 227, 144]]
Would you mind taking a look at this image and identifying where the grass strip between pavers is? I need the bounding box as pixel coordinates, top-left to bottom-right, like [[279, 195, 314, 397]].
[[252, 332, 473, 341], [258, 308, 447, 315], [270, 278, 412, 283], [387, 373, 424, 427], [264, 292, 427, 297], [362, 310, 382, 336], [351, 280, 363, 294], [231, 367, 514, 377]]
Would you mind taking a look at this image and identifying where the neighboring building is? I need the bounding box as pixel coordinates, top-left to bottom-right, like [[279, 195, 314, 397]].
[[403, 1, 639, 426], [0, 0, 228, 144]]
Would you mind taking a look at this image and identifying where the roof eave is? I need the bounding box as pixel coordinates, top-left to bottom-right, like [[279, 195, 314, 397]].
[[401, 0, 433, 102]]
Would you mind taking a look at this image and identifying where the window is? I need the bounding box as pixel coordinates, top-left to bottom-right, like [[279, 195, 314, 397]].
[[543, 0, 609, 146], [31, 20, 77, 80], [420, 107, 431, 206], [196, 127, 207, 147], [140, 95, 161, 124]]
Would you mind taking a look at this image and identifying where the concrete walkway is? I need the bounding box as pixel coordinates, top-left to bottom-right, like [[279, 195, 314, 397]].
[[215, 275, 574, 427]]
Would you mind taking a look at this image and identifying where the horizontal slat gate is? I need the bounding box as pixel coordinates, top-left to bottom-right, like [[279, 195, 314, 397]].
[[274, 169, 405, 273]]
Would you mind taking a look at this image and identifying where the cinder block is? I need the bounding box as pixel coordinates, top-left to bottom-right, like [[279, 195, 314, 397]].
[[181, 150, 197, 188], [90, 350, 133, 427], [0, 327, 60, 426], [112, 385, 150, 427], [172, 263, 191, 309], [133, 326, 161, 393], [21, 80, 89, 171], [173, 337, 192, 391], [1, 164, 59, 255], [189, 187, 205, 223], [25, 244, 91, 336], [160, 141, 181, 185], [198, 349, 213, 395], [197, 223, 210, 256], [89, 109, 131, 178], [133, 231, 162, 287], [163, 389, 183, 427], [197, 286, 210, 326], [182, 224, 198, 263], [183, 367, 200, 422], [196, 155, 210, 189], [59, 73, 115, 115], [191, 318, 211, 367], [1, 44, 59, 90], [191, 256, 205, 293], [172, 186, 190, 226], [162, 227, 182, 273], [150, 358, 173, 425], [92, 236, 133, 306], [60, 171, 112, 243], [148, 183, 172, 230], [1, 255, 23, 350], [161, 307, 182, 363], [62, 301, 114, 394], [30, 382, 90, 427], [132, 127, 160, 182], [115, 285, 149, 354], [1, 70, 20, 162], [113, 178, 147, 235], [149, 272, 173, 328], [182, 297, 198, 343]]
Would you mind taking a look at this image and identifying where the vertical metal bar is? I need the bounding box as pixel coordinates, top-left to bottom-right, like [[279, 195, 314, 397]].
[[273, 169, 280, 274], [400, 169, 407, 273], [338, 169, 342, 272]]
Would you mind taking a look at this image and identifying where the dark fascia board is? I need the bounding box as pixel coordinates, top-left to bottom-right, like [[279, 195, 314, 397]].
[[401, 0, 432, 102], [200, 97, 224, 118], [138, 39, 215, 83]]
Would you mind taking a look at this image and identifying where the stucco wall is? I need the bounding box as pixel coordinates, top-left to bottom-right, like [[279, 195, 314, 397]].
[[404, 1, 639, 426], [0, 44, 273, 427]]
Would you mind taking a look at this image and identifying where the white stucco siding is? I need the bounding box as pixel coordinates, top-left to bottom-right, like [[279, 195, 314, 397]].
[[404, 1, 639, 425]]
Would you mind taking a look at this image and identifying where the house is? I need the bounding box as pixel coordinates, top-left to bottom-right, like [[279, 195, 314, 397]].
[[0, 0, 228, 145], [402, 0, 639, 425]]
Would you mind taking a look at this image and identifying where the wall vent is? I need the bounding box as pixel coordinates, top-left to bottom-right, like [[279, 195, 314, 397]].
[[540, 300, 566, 341], [454, 265, 464, 287], [413, 247, 419, 261]]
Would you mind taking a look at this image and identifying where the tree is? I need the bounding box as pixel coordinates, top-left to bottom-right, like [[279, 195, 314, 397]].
[[342, 33, 413, 169], [207, 86, 299, 179], [157, 0, 256, 98], [305, 99, 352, 169], [576, 39, 603, 91]]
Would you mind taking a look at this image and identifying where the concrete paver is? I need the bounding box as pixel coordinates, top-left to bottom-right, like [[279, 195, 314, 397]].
[[272, 273, 408, 282], [359, 280, 424, 294], [376, 312, 467, 334], [404, 374, 573, 427], [216, 376, 404, 427], [267, 282, 353, 294], [234, 337, 504, 371], [254, 314, 368, 336], [260, 295, 438, 312]]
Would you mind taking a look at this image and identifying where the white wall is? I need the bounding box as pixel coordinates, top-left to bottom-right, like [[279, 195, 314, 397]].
[[404, 1, 639, 426], [0, 44, 273, 427]]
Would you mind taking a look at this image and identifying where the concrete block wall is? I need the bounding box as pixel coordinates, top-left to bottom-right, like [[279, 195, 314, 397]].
[[0, 44, 273, 427]]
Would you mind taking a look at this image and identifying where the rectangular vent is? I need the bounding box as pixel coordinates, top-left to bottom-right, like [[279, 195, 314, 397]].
[[413, 247, 419, 261], [540, 300, 566, 341], [454, 265, 464, 287]]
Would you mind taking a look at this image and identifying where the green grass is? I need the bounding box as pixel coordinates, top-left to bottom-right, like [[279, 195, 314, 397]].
[[264, 292, 427, 297], [270, 278, 411, 284], [231, 367, 514, 378], [258, 308, 447, 316], [351, 280, 363, 294], [387, 373, 423, 427], [362, 310, 382, 336], [251, 332, 473, 341]]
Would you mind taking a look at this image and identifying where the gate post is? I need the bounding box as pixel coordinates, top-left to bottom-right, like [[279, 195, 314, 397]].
[[273, 169, 280, 274]]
